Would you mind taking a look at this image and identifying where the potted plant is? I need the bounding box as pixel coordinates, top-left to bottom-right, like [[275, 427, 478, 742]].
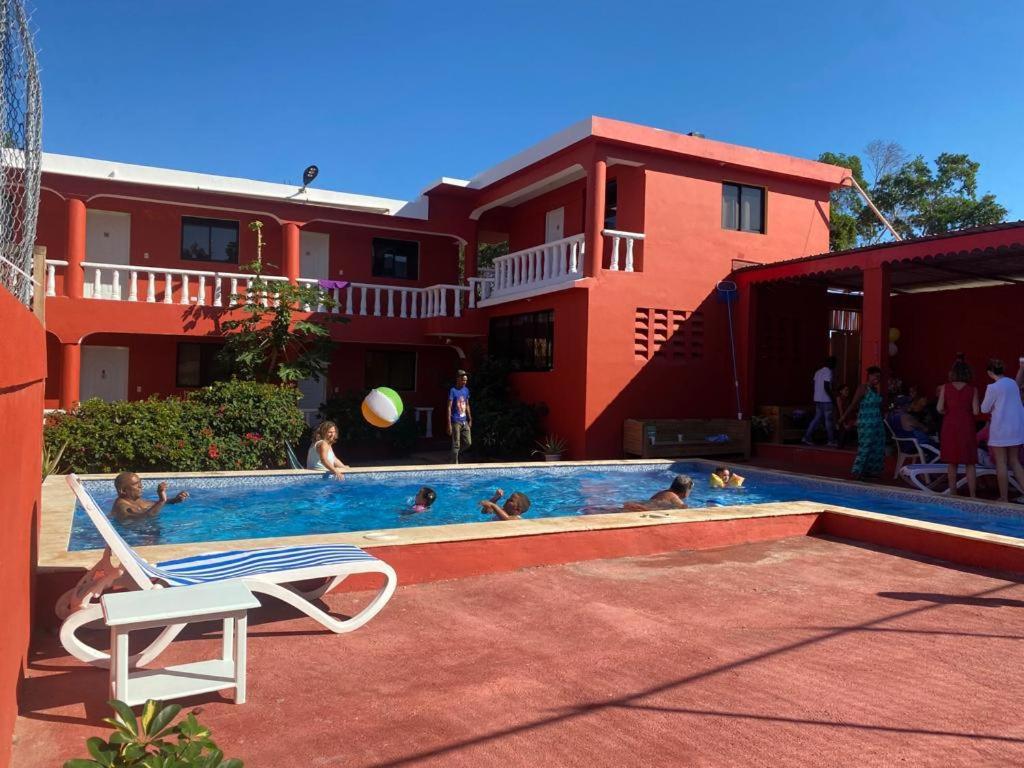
[[533, 434, 567, 462]]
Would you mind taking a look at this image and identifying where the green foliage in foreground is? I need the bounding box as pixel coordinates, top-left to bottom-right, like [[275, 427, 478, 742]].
[[45, 380, 306, 473], [64, 699, 242, 768]]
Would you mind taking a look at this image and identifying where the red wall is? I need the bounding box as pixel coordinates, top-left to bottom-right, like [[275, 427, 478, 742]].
[[890, 284, 1024, 396], [0, 288, 45, 768]]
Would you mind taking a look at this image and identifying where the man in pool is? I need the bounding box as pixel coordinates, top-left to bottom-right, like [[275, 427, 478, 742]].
[[111, 472, 189, 521], [622, 474, 694, 511], [479, 488, 531, 520]]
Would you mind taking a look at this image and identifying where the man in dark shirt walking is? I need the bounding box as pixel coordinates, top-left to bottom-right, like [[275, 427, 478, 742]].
[[447, 369, 473, 463]]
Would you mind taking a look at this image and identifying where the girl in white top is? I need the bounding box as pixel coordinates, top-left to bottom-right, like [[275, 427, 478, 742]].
[[980, 359, 1024, 502], [306, 421, 348, 480]]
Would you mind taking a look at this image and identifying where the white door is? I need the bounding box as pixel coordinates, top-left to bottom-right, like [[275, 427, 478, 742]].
[[81, 346, 129, 402], [85, 210, 131, 299], [300, 231, 330, 280], [296, 377, 327, 425], [545, 207, 565, 243]]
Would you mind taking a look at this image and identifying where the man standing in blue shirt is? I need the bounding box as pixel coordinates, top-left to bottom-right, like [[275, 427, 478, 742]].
[[447, 369, 472, 463]]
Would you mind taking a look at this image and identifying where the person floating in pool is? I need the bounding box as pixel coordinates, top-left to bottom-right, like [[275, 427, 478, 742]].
[[405, 486, 437, 514], [709, 466, 745, 489], [479, 488, 531, 520], [111, 472, 188, 521], [623, 474, 694, 511]]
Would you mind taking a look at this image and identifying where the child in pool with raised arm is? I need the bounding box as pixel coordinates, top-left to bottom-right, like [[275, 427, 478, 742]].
[[710, 465, 745, 488], [479, 488, 531, 520]]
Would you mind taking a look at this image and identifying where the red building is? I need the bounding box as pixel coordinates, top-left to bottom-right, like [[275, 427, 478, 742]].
[[38, 117, 849, 458]]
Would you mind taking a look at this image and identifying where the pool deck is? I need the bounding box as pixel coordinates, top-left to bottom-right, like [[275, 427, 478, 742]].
[[16, 535, 1024, 767]]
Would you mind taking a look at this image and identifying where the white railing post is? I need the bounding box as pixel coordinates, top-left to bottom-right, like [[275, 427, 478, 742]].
[[399, 289, 408, 318], [454, 288, 462, 318], [146, 272, 156, 303], [180, 274, 190, 305], [387, 288, 394, 317], [410, 290, 419, 318], [373, 287, 381, 317], [197, 274, 206, 305], [625, 237, 635, 272], [230, 278, 239, 306], [333, 287, 341, 314], [359, 286, 367, 316], [46, 263, 56, 296], [345, 285, 354, 315], [569, 241, 579, 274], [214, 274, 223, 307], [92, 267, 102, 299], [128, 270, 138, 302], [440, 287, 448, 316], [609, 235, 621, 271], [163, 272, 173, 304], [111, 269, 121, 300]]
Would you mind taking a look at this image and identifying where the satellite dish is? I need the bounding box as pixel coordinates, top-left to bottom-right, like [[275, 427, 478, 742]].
[[302, 165, 319, 188]]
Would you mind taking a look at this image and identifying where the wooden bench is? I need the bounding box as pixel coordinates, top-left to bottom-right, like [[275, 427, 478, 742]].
[[623, 419, 751, 459]]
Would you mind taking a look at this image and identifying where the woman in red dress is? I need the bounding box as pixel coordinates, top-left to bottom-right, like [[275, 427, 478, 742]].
[[937, 360, 980, 497]]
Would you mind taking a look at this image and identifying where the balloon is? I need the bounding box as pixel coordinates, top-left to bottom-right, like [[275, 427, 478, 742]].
[[888, 342, 898, 356], [361, 387, 404, 428], [888, 327, 901, 343]]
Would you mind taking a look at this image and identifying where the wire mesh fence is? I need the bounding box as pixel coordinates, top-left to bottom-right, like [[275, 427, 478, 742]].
[[0, 0, 40, 307]]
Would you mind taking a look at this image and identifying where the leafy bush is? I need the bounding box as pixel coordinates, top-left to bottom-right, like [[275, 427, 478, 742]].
[[45, 380, 305, 474], [64, 698, 242, 768], [467, 355, 546, 459], [319, 390, 418, 456]]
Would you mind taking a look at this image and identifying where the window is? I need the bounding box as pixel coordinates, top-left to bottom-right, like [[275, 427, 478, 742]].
[[181, 217, 239, 263], [372, 238, 419, 280], [176, 342, 228, 387], [721, 183, 765, 233], [604, 179, 618, 230], [488, 310, 555, 371], [365, 350, 416, 391]]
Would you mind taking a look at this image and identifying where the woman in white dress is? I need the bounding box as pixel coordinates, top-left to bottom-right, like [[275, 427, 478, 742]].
[[980, 359, 1024, 502], [306, 421, 348, 479]]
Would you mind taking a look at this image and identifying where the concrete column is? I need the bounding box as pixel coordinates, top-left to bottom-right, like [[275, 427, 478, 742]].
[[584, 153, 607, 278], [463, 234, 478, 280], [734, 278, 758, 420], [66, 198, 87, 299], [860, 265, 891, 376], [282, 222, 301, 284], [60, 342, 81, 410]]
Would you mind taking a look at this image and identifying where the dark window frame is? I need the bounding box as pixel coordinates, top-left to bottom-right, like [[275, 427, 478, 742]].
[[488, 310, 555, 372], [371, 237, 420, 280], [175, 342, 228, 388], [721, 183, 766, 234], [180, 216, 240, 263], [604, 179, 618, 230], [364, 349, 417, 392]]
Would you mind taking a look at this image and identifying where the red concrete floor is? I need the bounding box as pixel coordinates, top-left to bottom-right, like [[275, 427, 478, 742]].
[[15, 536, 1024, 767]]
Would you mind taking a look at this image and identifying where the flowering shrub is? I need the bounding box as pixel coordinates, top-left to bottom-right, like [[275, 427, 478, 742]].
[[45, 380, 305, 474]]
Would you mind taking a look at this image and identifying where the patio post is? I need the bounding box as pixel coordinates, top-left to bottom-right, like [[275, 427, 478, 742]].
[[282, 222, 301, 284], [59, 342, 80, 410], [860, 264, 891, 377], [584, 150, 606, 277], [65, 198, 87, 299]]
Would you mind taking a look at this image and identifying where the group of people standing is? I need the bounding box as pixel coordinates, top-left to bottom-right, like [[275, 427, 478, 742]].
[[803, 355, 1024, 503]]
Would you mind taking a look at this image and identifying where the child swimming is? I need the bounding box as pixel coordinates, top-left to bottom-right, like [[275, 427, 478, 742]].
[[479, 488, 531, 520], [406, 486, 437, 514], [709, 466, 744, 489]]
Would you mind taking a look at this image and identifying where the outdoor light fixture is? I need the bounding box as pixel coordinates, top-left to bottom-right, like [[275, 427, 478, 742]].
[[301, 164, 319, 189]]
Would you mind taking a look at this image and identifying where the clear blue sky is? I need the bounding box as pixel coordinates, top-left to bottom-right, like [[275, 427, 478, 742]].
[[34, 1, 1024, 218]]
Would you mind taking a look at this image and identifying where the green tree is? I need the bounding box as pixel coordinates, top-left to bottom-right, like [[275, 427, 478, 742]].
[[818, 144, 1006, 250], [218, 221, 346, 383]]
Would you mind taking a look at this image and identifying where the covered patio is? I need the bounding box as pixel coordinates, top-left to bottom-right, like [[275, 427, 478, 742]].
[[733, 222, 1024, 437]]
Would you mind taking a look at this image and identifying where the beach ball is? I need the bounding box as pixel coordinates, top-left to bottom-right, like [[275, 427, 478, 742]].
[[888, 327, 901, 343], [888, 342, 899, 356], [361, 387, 404, 428]]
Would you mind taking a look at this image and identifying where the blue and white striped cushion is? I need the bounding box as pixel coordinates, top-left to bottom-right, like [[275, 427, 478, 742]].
[[148, 544, 380, 587]]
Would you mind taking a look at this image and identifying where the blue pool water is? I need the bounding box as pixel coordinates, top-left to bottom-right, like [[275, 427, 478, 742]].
[[68, 461, 1024, 551]]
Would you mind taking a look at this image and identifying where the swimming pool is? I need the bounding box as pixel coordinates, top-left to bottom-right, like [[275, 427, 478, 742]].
[[67, 461, 1024, 551]]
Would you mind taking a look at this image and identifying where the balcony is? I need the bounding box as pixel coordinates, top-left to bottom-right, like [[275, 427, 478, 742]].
[[45, 260, 474, 319]]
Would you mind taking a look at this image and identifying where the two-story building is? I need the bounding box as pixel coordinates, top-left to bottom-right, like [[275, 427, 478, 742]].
[[38, 116, 849, 458]]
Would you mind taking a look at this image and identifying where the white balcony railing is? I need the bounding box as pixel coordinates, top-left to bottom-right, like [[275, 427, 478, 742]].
[[486, 233, 586, 302], [46, 260, 473, 320], [602, 229, 645, 272]]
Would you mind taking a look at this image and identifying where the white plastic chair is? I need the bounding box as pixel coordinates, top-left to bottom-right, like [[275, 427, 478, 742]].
[[884, 418, 941, 479]]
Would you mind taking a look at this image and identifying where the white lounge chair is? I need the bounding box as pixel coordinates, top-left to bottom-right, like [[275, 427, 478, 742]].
[[884, 418, 941, 479], [898, 462, 1023, 495], [60, 474, 397, 669], [285, 441, 305, 470]]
